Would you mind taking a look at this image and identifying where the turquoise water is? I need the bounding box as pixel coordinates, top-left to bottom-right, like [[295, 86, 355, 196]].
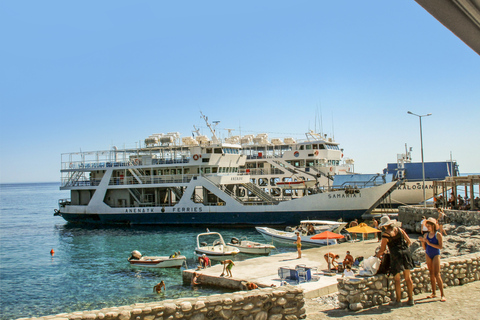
[[0, 183, 295, 319]]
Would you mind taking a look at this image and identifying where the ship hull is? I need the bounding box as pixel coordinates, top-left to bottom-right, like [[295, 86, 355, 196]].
[[58, 209, 367, 226]]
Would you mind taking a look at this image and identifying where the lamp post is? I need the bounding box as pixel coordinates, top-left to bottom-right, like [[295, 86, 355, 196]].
[[407, 111, 432, 207]]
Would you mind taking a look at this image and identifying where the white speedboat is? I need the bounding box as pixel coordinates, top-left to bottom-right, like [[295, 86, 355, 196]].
[[127, 250, 186, 268], [256, 220, 347, 247], [289, 220, 347, 234], [195, 232, 240, 260], [227, 237, 276, 255]]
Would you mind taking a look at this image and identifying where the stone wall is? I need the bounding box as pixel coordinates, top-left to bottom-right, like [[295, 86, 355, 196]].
[[398, 206, 480, 233], [336, 253, 480, 311], [17, 286, 306, 320]]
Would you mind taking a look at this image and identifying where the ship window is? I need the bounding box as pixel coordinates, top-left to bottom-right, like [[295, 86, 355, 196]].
[[299, 145, 304, 150], [313, 144, 318, 149], [214, 148, 222, 154], [306, 145, 312, 150], [212, 167, 218, 173], [206, 148, 212, 153], [319, 144, 325, 149], [258, 178, 268, 186]]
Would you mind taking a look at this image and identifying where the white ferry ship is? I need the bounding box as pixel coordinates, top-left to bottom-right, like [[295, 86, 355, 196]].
[[55, 114, 398, 225]]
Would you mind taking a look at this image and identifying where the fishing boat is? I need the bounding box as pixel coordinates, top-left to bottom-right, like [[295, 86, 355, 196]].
[[127, 250, 186, 268], [194, 232, 240, 260], [54, 113, 399, 225], [227, 237, 276, 255]]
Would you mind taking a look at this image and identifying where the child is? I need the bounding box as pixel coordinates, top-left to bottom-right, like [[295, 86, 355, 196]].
[[343, 265, 354, 277], [220, 259, 235, 277]]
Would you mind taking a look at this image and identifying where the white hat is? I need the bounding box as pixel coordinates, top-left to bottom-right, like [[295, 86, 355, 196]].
[[378, 215, 397, 228], [202, 254, 206, 257]]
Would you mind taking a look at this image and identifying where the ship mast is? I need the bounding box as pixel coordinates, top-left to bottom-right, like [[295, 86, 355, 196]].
[[200, 111, 220, 144]]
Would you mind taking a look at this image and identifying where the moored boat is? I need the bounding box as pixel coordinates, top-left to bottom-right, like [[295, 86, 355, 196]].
[[255, 224, 343, 248], [127, 250, 186, 268], [227, 237, 276, 255], [194, 232, 240, 260]]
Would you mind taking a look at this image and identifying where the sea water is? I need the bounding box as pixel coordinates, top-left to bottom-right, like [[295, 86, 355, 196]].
[[0, 183, 296, 319]]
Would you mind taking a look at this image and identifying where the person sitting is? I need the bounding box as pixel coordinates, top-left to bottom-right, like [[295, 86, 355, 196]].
[[343, 251, 354, 268], [201, 254, 211, 268], [324, 252, 340, 270], [307, 224, 315, 235], [457, 195, 464, 209], [197, 256, 205, 269], [342, 265, 355, 278], [245, 281, 259, 290], [447, 194, 455, 209]]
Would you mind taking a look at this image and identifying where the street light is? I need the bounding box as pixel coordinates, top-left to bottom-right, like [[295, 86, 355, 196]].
[[407, 111, 432, 207]]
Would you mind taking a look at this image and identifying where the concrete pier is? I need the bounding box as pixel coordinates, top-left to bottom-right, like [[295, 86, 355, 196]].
[[183, 239, 381, 298]]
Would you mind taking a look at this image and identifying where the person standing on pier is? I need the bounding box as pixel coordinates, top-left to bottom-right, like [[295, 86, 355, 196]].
[[419, 217, 446, 302], [376, 215, 415, 307], [294, 231, 302, 259], [349, 219, 358, 241]]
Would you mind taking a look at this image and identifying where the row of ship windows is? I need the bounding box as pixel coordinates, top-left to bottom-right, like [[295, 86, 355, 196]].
[[298, 144, 339, 150], [204, 148, 240, 154]]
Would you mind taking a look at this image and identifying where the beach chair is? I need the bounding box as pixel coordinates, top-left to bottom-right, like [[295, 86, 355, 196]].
[[309, 267, 320, 281], [278, 266, 290, 281], [295, 265, 308, 283]]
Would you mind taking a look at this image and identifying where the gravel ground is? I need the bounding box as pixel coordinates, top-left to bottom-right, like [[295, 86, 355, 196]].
[[304, 280, 480, 319]]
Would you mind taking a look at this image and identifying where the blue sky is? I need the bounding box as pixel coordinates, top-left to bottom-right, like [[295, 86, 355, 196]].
[[1, 1, 479, 183]]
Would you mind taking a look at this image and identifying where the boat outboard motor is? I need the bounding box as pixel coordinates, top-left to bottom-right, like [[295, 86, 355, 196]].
[[130, 250, 142, 260], [230, 237, 239, 244]]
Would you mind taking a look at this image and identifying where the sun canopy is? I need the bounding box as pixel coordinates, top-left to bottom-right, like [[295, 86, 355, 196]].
[[310, 230, 345, 240], [346, 223, 381, 234]]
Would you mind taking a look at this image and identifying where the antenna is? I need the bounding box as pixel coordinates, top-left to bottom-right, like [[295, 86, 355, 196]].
[[331, 111, 335, 140], [200, 111, 220, 143]]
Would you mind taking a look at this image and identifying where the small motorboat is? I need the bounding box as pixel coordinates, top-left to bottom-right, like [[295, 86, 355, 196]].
[[227, 237, 276, 255], [127, 250, 187, 268], [255, 220, 347, 248], [195, 232, 240, 260]]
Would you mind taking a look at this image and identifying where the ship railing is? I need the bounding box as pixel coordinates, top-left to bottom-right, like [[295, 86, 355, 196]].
[[61, 177, 102, 188], [330, 175, 387, 190], [241, 168, 284, 175], [109, 174, 195, 186], [62, 158, 190, 170]]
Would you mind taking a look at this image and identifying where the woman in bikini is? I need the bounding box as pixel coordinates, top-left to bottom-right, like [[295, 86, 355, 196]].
[[419, 217, 446, 302]]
